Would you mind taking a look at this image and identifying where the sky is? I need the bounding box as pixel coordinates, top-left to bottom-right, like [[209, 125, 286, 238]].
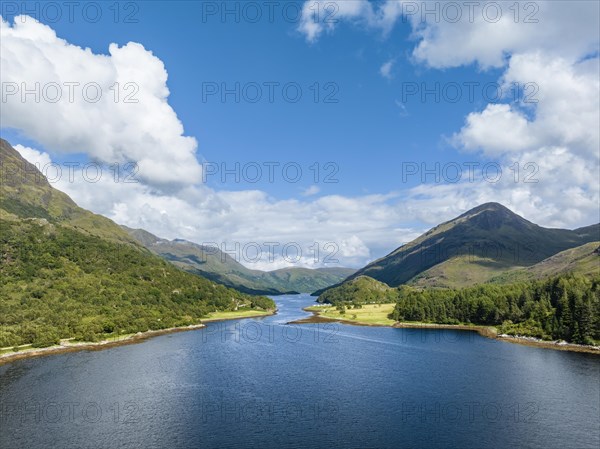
[[1, 1, 599, 270]]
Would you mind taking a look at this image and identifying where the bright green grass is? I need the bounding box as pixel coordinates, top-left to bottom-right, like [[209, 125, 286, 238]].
[[202, 309, 273, 321], [308, 303, 397, 326]]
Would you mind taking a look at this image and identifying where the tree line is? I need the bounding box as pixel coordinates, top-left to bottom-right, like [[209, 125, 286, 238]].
[[318, 273, 600, 345], [390, 274, 600, 344]]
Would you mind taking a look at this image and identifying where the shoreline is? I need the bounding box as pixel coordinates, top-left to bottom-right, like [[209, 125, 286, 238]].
[[0, 309, 276, 365], [295, 307, 600, 355]]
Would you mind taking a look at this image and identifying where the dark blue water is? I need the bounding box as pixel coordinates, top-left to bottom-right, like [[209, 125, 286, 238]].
[[1, 294, 599, 449]]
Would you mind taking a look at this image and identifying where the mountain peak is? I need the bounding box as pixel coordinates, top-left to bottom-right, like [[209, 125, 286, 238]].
[[469, 202, 510, 212], [455, 202, 533, 231], [460, 202, 516, 218]]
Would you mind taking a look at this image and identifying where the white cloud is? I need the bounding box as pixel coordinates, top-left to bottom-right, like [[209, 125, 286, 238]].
[[302, 185, 320, 196], [298, 1, 599, 69], [454, 53, 600, 157], [447, 51, 600, 227], [379, 59, 395, 79], [407, 1, 600, 69], [454, 103, 535, 155], [298, 0, 375, 43], [0, 15, 201, 188], [13, 144, 52, 168], [14, 138, 599, 270], [400, 150, 599, 230]]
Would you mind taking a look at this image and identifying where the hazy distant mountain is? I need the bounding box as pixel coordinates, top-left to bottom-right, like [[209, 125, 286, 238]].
[[123, 226, 356, 295]]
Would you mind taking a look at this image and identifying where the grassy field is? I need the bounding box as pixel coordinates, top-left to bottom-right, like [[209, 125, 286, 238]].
[[201, 309, 273, 322], [306, 303, 397, 326], [0, 344, 33, 355]]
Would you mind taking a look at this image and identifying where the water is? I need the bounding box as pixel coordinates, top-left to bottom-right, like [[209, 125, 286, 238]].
[[1, 294, 599, 449]]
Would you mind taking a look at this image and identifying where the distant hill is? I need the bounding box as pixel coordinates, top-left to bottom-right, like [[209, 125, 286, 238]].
[[0, 139, 274, 348], [123, 226, 356, 294], [316, 202, 599, 294], [489, 242, 600, 283], [317, 276, 397, 304]]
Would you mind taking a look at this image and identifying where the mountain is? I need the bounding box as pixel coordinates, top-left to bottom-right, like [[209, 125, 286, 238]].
[[0, 139, 274, 348], [123, 226, 356, 294], [316, 202, 599, 293], [319, 242, 600, 304]]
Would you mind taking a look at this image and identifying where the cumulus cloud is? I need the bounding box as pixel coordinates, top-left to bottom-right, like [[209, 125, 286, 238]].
[[455, 104, 536, 155], [400, 151, 599, 230], [454, 54, 599, 158], [0, 15, 201, 188]]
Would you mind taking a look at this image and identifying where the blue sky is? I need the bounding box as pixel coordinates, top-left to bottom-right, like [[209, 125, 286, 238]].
[[1, 1, 599, 268], [2, 0, 503, 196]]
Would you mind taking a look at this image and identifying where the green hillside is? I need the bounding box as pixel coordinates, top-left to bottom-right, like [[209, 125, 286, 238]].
[[489, 242, 600, 283], [0, 139, 134, 243], [0, 139, 274, 348]]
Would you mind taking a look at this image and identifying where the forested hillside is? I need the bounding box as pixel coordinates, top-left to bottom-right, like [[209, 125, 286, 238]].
[[0, 139, 274, 349]]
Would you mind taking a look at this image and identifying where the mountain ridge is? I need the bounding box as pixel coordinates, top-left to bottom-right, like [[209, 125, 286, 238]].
[[122, 225, 356, 294], [315, 202, 599, 294]]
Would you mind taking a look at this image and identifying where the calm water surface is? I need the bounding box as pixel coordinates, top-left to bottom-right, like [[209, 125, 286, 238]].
[[1, 294, 599, 449]]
